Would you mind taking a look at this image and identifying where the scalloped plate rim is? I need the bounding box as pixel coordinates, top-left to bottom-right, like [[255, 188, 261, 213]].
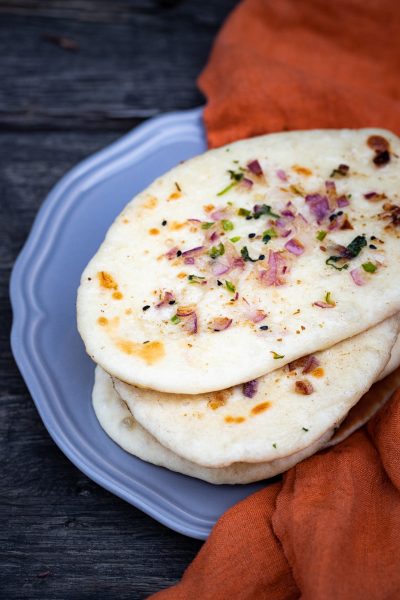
[[10, 107, 265, 540]]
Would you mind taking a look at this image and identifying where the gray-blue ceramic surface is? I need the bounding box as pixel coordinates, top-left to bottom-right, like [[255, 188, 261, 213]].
[[10, 108, 266, 540]]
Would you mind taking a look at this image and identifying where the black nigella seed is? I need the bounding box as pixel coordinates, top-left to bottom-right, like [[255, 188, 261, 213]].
[[337, 211, 343, 216], [259, 325, 269, 330], [369, 244, 377, 249], [168, 300, 176, 305], [371, 235, 377, 240], [217, 280, 223, 286], [245, 216, 253, 220], [176, 250, 182, 257], [329, 214, 336, 221], [162, 220, 167, 226], [258, 254, 265, 260], [142, 305, 150, 311], [248, 233, 256, 238]]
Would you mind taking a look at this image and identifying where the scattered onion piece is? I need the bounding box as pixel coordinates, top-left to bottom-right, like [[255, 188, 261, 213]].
[[305, 194, 329, 223], [276, 169, 288, 182], [210, 317, 232, 331], [181, 246, 204, 257], [281, 209, 295, 219], [165, 246, 179, 260], [295, 380, 314, 395], [243, 379, 259, 398], [209, 230, 220, 242], [289, 355, 320, 374], [156, 291, 175, 308], [337, 196, 350, 207], [325, 180, 337, 197], [364, 192, 387, 201], [259, 251, 287, 286], [313, 301, 335, 308], [247, 160, 263, 176], [176, 305, 196, 317], [350, 267, 366, 286], [250, 309, 267, 323], [183, 312, 198, 334], [284, 238, 304, 255], [210, 208, 226, 220], [241, 177, 253, 189]]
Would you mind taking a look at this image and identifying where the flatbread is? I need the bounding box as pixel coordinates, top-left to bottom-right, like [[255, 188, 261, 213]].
[[92, 366, 333, 485], [115, 316, 400, 468], [326, 366, 400, 448], [378, 334, 400, 381], [78, 128, 400, 394]]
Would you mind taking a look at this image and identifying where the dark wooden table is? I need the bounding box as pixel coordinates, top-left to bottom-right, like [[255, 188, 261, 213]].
[[1, 2, 237, 597]]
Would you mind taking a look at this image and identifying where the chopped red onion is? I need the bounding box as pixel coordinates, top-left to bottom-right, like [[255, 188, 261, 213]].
[[211, 317, 232, 331], [156, 291, 175, 308], [275, 218, 292, 237], [295, 380, 314, 395], [212, 260, 230, 276], [165, 246, 179, 260], [364, 192, 387, 201], [281, 210, 295, 219], [181, 246, 204, 257], [303, 355, 320, 373], [243, 379, 258, 398], [182, 312, 198, 334], [294, 213, 308, 226], [312, 301, 335, 308], [305, 194, 329, 223], [184, 257, 195, 265], [367, 135, 389, 153], [350, 268, 366, 286], [259, 251, 287, 286], [250, 309, 267, 323], [289, 355, 320, 373], [176, 306, 195, 317], [276, 169, 288, 182], [247, 160, 263, 176], [284, 238, 304, 255], [210, 208, 226, 220], [241, 177, 253, 189], [325, 180, 337, 195], [209, 231, 220, 242], [212, 244, 245, 276], [188, 218, 202, 223], [329, 243, 347, 256], [232, 257, 245, 269], [337, 196, 350, 207]]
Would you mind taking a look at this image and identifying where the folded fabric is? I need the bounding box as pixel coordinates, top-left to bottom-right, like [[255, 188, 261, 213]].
[[150, 0, 400, 597], [198, 0, 400, 149], [152, 393, 400, 599]]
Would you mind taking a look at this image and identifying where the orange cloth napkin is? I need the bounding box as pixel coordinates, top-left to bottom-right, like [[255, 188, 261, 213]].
[[199, 0, 400, 149], [152, 395, 400, 599], [151, 1, 400, 597]]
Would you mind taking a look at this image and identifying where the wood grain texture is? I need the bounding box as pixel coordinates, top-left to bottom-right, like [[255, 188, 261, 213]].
[[1, 1, 237, 597], [0, 0, 236, 130]]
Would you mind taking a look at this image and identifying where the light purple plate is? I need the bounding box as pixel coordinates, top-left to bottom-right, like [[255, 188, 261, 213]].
[[10, 108, 266, 540]]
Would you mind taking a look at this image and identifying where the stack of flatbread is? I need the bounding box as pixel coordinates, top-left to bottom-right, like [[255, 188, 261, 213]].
[[77, 128, 400, 485]]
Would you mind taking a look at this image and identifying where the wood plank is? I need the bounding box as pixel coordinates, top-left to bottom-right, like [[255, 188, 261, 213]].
[[0, 0, 237, 130], [1, 131, 203, 599]]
